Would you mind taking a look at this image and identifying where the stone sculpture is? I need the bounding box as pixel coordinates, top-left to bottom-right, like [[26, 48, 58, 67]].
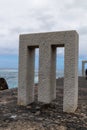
[[82, 60, 87, 76], [18, 30, 79, 113]]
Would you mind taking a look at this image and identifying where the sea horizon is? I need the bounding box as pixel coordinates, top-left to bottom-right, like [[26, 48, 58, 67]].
[[0, 67, 82, 89], [0, 55, 87, 89]]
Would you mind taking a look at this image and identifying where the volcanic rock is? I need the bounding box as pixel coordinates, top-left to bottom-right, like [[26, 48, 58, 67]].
[[0, 77, 8, 90]]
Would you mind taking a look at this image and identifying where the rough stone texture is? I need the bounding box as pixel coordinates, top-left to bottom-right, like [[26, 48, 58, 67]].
[[82, 60, 87, 76], [0, 78, 8, 90], [18, 30, 79, 112], [18, 45, 35, 105], [39, 44, 56, 103], [0, 77, 87, 130], [63, 32, 79, 112]]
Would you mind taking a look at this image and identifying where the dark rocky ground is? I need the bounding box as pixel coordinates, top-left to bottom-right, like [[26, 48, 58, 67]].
[[0, 77, 87, 130]]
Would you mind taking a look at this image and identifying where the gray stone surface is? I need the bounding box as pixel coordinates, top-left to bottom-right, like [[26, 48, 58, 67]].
[[63, 33, 79, 112], [38, 44, 56, 103], [82, 60, 87, 76], [18, 45, 35, 105], [18, 30, 79, 112]]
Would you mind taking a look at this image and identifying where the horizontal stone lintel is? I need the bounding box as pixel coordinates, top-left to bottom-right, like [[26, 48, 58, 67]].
[[19, 30, 78, 47]]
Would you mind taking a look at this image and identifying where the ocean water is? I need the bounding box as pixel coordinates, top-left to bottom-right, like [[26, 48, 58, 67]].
[[0, 69, 64, 89], [0, 55, 87, 89], [0, 69, 82, 89], [0, 68, 40, 89], [0, 69, 18, 89]]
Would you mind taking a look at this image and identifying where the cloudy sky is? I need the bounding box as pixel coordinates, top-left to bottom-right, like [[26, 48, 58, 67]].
[[0, 0, 87, 68]]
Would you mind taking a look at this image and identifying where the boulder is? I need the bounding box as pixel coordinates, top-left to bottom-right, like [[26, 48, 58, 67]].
[[0, 78, 8, 90]]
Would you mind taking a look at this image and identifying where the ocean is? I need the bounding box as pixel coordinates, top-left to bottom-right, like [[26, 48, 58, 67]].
[[0, 69, 18, 89], [0, 55, 87, 89], [0, 68, 65, 89]]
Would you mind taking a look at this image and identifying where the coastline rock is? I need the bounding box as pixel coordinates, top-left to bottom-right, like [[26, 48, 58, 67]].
[[0, 78, 8, 90], [0, 77, 87, 129]]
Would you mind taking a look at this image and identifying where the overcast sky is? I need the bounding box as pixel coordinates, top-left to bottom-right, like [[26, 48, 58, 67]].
[[0, 0, 87, 68]]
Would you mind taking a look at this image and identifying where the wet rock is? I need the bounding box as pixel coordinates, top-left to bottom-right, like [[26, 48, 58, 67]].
[[0, 78, 8, 90]]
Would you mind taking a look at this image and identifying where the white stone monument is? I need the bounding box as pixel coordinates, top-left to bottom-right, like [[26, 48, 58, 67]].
[[82, 60, 87, 76], [18, 30, 79, 113]]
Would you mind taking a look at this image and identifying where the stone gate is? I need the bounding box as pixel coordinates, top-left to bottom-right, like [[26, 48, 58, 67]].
[[18, 30, 79, 113], [82, 60, 87, 76]]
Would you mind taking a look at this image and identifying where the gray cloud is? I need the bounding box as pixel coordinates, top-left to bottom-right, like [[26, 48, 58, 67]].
[[78, 26, 87, 35], [0, 0, 87, 56], [0, 47, 18, 55]]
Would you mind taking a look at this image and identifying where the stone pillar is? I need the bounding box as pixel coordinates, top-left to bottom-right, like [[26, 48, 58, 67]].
[[51, 46, 56, 100], [38, 43, 56, 103], [82, 61, 84, 76], [63, 32, 78, 112], [18, 44, 35, 105]]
